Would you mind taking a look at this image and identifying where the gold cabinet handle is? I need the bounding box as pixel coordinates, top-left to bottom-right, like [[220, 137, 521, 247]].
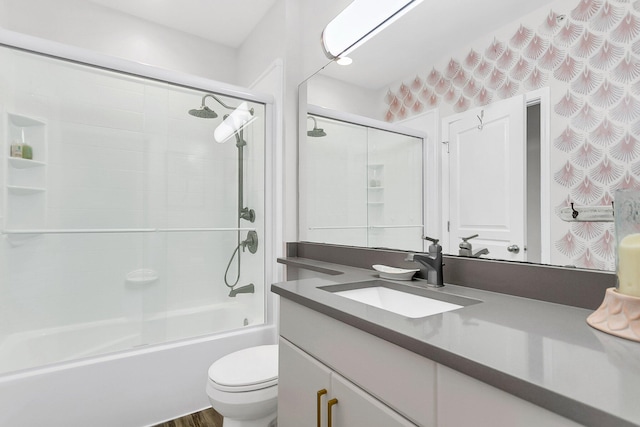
[[327, 398, 338, 427], [317, 389, 327, 427]]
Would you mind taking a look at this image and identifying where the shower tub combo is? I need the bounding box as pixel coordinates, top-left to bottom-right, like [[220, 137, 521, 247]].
[[0, 30, 276, 426]]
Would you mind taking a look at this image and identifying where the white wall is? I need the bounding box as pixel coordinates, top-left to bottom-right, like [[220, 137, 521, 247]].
[[308, 74, 381, 119], [0, 0, 237, 82]]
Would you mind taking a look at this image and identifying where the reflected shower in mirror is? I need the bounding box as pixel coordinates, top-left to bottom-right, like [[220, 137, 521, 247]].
[[300, 107, 425, 252]]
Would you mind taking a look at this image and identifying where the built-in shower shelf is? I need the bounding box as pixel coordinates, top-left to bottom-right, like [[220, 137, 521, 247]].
[[8, 158, 46, 169], [6, 185, 46, 195], [125, 269, 159, 286], [367, 186, 384, 190]]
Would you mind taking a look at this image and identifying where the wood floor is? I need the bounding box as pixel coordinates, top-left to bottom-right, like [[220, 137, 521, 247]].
[[154, 408, 223, 427]]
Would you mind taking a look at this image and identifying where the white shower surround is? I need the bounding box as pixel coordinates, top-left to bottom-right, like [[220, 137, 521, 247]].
[[0, 28, 277, 427]]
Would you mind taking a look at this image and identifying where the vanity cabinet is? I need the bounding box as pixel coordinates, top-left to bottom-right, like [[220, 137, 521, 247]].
[[278, 298, 437, 427], [278, 296, 584, 427], [279, 338, 417, 427]]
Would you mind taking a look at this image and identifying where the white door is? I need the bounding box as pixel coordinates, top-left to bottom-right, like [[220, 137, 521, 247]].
[[444, 95, 526, 261]]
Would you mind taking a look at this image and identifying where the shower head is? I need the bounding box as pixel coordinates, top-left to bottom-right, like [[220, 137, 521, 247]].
[[188, 105, 218, 119], [307, 116, 327, 137]]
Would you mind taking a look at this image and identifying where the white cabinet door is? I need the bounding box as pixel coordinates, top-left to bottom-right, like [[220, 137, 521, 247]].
[[278, 337, 332, 427], [437, 365, 582, 427], [330, 372, 418, 427], [444, 95, 526, 261]]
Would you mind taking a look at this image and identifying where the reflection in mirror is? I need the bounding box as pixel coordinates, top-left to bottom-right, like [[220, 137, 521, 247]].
[[300, 107, 425, 251], [302, 0, 640, 271]]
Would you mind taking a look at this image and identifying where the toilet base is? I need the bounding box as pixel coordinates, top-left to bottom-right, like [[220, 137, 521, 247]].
[[221, 413, 277, 427]]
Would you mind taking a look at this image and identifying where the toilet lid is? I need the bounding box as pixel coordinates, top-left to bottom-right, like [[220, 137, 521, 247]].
[[208, 345, 278, 392]]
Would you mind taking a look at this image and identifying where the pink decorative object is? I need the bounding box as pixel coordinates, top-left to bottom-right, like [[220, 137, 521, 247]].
[[590, 154, 623, 185], [419, 86, 433, 101], [399, 83, 410, 98], [389, 96, 401, 113], [463, 78, 481, 97], [572, 30, 603, 58], [554, 125, 584, 152], [475, 88, 494, 106], [523, 34, 549, 60], [524, 67, 548, 90], [572, 67, 603, 94], [592, 229, 616, 259], [554, 90, 583, 117], [511, 56, 533, 81], [410, 76, 423, 92], [589, 40, 625, 70], [587, 288, 640, 343], [554, 56, 583, 82], [591, 79, 624, 108], [453, 96, 471, 113], [403, 91, 416, 108], [487, 68, 506, 90], [434, 77, 451, 95], [484, 38, 505, 60], [384, 90, 395, 105], [444, 87, 458, 103], [496, 47, 517, 70], [384, 110, 395, 122], [412, 100, 424, 114], [427, 93, 439, 108], [539, 44, 565, 70], [611, 93, 640, 123], [615, 171, 640, 190], [575, 248, 606, 270], [397, 105, 408, 120], [611, 133, 640, 162], [611, 12, 640, 44], [554, 160, 584, 187], [555, 231, 585, 257], [573, 220, 605, 240], [571, 176, 603, 204], [555, 20, 584, 47], [510, 25, 534, 49], [452, 68, 469, 88], [591, 1, 624, 31], [570, 0, 603, 22], [611, 52, 640, 84], [539, 10, 562, 35], [445, 59, 461, 79], [572, 103, 603, 130], [474, 59, 493, 79], [426, 68, 441, 86], [590, 116, 622, 146], [464, 49, 480, 70], [572, 140, 603, 168], [497, 79, 519, 99]]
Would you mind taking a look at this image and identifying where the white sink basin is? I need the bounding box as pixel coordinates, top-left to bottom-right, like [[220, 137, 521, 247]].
[[332, 285, 463, 318]]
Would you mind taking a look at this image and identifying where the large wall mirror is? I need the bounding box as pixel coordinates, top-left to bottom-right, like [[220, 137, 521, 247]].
[[300, 0, 640, 272]]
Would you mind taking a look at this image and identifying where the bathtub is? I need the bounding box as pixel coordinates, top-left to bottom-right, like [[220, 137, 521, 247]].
[[0, 302, 276, 427]]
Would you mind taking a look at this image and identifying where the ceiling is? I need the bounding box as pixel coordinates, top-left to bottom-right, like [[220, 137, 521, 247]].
[[88, 0, 277, 48]]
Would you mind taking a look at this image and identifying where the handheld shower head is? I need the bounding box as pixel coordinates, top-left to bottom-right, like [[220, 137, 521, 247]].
[[307, 116, 327, 137]]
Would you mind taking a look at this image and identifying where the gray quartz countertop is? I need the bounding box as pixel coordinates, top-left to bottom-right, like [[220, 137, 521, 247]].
[[271, 257, 640, 427]]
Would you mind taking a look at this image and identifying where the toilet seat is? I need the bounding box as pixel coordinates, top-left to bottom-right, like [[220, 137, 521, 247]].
[[208, 345, 278, 393]]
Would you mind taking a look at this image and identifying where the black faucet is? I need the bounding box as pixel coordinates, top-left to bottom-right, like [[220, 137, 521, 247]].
[[405, 236, 444, 287]]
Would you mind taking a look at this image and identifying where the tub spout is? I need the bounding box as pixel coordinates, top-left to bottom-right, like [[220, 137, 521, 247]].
[[229, 283, 254, 297]]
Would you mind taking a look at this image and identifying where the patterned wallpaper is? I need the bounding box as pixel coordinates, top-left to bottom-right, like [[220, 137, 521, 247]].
[[384, 0, 640, 270]]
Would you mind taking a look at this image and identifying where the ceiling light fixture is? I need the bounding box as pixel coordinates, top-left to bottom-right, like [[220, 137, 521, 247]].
[[321, 0, 424, 60], [336, 56, 353, 65]]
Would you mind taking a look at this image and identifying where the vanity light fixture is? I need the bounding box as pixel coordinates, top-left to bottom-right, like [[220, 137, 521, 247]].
[[321, 0, 424, 60]]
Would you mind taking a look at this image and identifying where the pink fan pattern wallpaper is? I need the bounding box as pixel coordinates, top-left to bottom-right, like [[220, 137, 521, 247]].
[[384, 0, 640, 270]]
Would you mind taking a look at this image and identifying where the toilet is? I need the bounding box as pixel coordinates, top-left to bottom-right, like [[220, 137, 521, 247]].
[[206, 345, 278, 427]]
